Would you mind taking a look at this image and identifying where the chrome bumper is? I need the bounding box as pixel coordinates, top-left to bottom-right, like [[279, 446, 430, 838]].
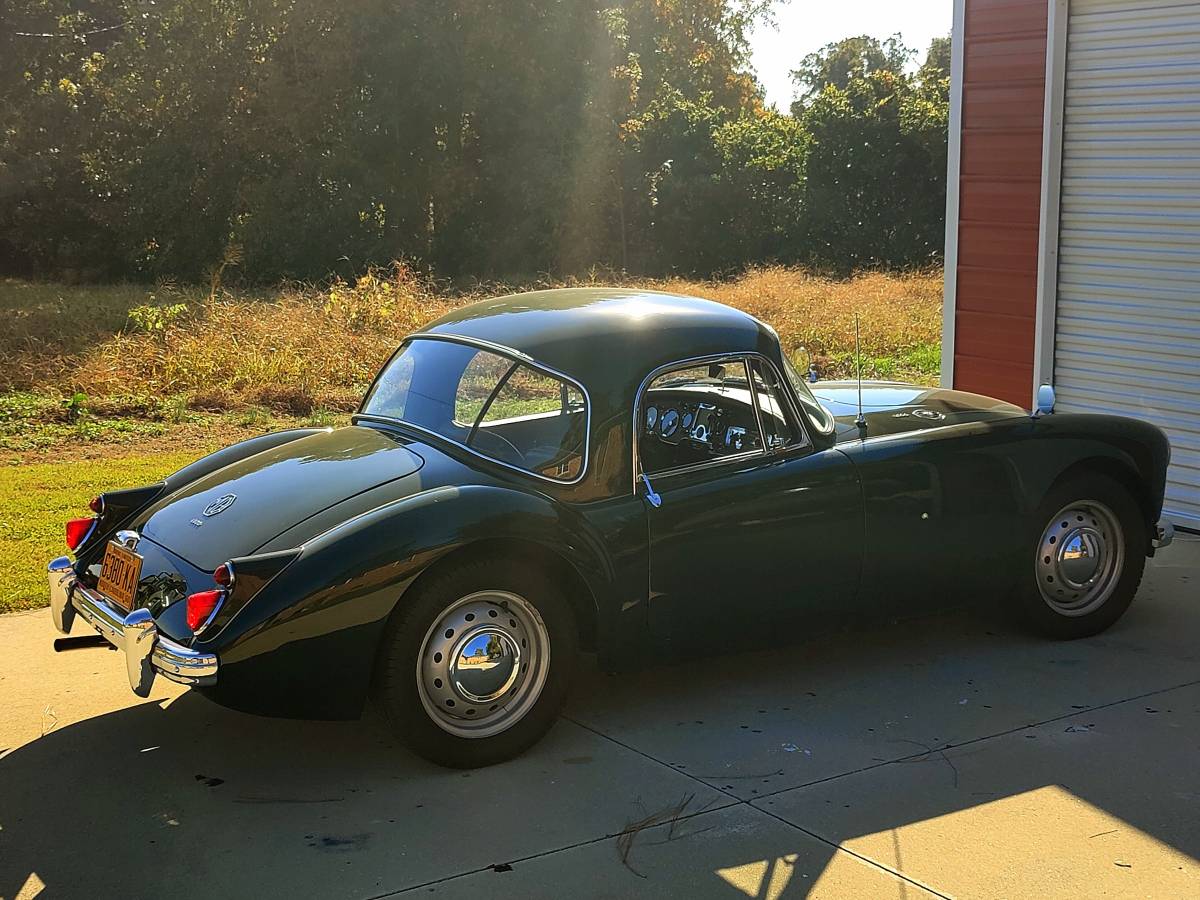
[[48, 557, 218, 697], [1154, 519, 1175, 550]]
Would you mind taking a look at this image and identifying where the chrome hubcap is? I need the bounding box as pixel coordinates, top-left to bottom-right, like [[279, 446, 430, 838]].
[[1035, 501, 1124, 617], [416, 590, 550, 739]]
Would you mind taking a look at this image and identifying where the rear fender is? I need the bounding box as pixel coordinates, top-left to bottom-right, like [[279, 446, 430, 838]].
[[195, 484, 612, 718]]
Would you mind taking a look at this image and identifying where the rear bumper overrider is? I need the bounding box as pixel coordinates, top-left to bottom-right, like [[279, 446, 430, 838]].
[[49, 557, 218, 697]]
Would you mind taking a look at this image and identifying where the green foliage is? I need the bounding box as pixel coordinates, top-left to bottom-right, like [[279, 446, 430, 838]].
[[1, 3, 949, 281], [0, 449, 204, 612], [790, 34, 913, 109], [797, 36, 949, 273], [128, 302, 188, 333]]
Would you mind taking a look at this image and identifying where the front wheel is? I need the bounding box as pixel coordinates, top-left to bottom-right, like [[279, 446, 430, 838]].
[[373, 556, 577, 768], [1015, 473, 1147, 639]]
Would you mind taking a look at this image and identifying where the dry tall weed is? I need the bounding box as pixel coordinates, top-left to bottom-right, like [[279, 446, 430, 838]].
[[1, 267, 942, 414]]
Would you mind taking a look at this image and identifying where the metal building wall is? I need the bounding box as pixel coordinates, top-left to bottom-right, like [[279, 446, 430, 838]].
[[946, 0, 1049, 405], [1053, 0, 1200, 529]]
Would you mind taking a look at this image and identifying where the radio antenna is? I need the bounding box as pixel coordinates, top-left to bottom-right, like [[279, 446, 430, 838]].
[[854, 313, 867, 431]]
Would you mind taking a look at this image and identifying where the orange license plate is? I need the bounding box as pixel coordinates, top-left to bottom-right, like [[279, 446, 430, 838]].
[[97, 541, 143, 611]]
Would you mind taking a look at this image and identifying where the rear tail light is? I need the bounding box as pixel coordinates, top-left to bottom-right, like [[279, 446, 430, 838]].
[[186, 589, 224, 632], [213, 561, 235, 588], [65, 517, 95, 551], [188, 563, 235, 634]]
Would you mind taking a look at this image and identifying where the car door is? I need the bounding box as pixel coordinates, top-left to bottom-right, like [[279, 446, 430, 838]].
[[638, 355, 864, 644]]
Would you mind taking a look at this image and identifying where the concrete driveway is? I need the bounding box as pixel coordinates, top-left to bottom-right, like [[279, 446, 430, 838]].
[[2, 541, 1198, 899]]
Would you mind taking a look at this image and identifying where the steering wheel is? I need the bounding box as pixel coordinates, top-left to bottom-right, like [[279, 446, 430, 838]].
[[470, 429, 527, 466]]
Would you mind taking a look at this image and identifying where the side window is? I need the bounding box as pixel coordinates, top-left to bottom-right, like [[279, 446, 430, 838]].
[[477, 365, 577, 424], [469, 363, 587, 481], [750, 359, 804, 450], [639, 359, 764, 475], [454, 350, 514, 425]]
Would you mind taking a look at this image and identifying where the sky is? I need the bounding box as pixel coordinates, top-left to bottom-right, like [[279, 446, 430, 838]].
[[748, 0, 953, 110]]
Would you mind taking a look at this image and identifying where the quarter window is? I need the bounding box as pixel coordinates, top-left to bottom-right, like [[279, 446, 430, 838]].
[[361, 338, 588, 482], [639, 359, 764, 474], [749, 359, 803, 450], [472, 364, 586, 480]]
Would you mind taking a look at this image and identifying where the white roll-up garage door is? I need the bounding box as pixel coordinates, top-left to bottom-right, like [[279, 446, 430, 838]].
[[1055, 0, 1200, 530]]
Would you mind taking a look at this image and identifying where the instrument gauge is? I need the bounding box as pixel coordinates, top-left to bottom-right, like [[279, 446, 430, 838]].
[[645, 406, 659, 432], [681, 410, 695, 431], [660, 409, 680, 438]]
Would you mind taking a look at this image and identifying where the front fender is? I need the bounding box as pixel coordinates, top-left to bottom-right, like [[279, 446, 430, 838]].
[[1024, 413, 1171, 529], [195, 484, 613, 718]]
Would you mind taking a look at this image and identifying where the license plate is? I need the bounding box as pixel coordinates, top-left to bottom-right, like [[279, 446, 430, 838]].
[[97, 541, 143, 611]]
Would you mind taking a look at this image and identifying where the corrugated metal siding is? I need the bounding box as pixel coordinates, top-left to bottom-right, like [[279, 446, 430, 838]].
[[1055, 0, 1200, 530], [952, 0, 1048, 405]]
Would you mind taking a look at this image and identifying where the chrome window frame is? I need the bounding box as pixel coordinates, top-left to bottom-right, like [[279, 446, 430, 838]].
[[631, 352, 812, 492], [356, 332, 593, 487]]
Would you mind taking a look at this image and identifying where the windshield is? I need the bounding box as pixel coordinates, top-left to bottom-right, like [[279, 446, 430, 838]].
[[361, 338, 588, 482], [781, 354, 836, 435]]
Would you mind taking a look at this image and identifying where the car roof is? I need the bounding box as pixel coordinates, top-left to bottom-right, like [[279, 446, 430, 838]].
[[417, 287, 780, 408]]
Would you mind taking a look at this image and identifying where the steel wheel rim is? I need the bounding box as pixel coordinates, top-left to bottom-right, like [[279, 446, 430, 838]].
[[1035, 500, 1124, 617], [416, 590, 551, 739]]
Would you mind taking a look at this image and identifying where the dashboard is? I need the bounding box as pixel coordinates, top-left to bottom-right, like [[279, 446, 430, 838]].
[[641, 385, 762, 472]]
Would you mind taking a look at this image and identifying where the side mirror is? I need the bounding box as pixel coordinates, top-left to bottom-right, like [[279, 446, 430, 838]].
[[1033, 383, 1055, 418]]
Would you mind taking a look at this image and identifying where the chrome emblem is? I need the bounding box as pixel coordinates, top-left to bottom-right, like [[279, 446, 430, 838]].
[[203, 493, 237, 517], [911, 408, 946, 421]]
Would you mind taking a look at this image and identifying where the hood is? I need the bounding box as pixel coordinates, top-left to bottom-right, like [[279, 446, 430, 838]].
[[812, 381, 1026, 442], [135, 426, 424, 570]]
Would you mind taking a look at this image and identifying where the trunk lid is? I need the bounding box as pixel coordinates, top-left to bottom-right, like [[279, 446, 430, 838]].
[[134, 426, 424, 570]]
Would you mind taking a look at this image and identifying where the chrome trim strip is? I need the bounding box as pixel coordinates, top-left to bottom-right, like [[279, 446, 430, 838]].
[[356, 333, 593, 487], [743, 358, 768, 451], [630, 351, 813, 495], [152, 638, 221, 684], [649, 449, 768, 481]]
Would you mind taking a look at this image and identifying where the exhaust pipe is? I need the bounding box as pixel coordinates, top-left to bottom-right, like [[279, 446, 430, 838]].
[[53, 634, 113, 652]]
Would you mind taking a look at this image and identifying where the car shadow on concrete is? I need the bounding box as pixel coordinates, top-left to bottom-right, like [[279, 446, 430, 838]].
[[3, 557, 1199, 898]]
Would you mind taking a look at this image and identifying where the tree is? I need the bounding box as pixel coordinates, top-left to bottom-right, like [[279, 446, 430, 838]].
[[797, 35, 948, 272], [789, 34, 911, 111], [919, 35, 952, 86], [0, 4, 951, 282]]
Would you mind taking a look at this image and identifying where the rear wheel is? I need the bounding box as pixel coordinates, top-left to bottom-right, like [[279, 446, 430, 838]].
[[373, 556, 577, 768], [1016, 473, 1146, 639]]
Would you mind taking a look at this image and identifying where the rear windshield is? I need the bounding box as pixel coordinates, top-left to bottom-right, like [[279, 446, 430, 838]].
[[361, 338, 588, 482]]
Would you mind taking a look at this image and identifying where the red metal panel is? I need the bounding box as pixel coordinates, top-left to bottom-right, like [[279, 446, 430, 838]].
[[959, 177, 1041, 228], [955, 266, 1038, 316], [953, 354, 1035, 407], [957, 221, 1039, 273], [965, 34, 1050, 83], [966, 0, 1048, 39], [963, 83, 1047, 130], [960, 130, 1043, 180], [951, 0, 1048, 407], [955, 310, 1037, 361]]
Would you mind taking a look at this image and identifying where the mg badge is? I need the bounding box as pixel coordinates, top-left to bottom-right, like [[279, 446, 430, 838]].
[[203, 493, 237, 517]]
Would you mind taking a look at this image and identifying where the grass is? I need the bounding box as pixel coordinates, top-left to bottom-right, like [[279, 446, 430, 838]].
[[1, 266, 941, 423], [0, 265, 941, 612], [0, 450, 214, 612]]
